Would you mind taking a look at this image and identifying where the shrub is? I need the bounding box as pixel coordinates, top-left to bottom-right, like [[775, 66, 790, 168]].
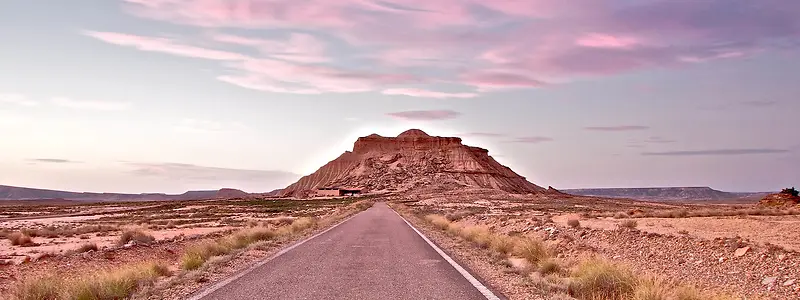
[[674, 285, 703, 300], [118, 230, 155, 246], [515, 238, 549, 266], [14, 262, 170, 300], [620, 220, 638, 229], [569, 258, 637, 300], [76, 243, 99, 253], [677, 230, 689, 235], [634, 277, 669, 300], [613, 212, 628, 219], [781, 187, 799, 197], [425, 215, 452, 231], [13, 276, 61, 300], [181, 241, 231, 270], [268, 216, 295, 226], [445, 210, 473, 222], [461, 226, 492, 248], [489, 235, 516, 255], [567, 219, 581, 228], [289, 217, 316, 233], [9, 232, 34, 246], [538, 259, 563, 275]]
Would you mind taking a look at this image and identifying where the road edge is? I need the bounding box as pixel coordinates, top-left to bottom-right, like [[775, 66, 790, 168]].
[[186, 209, 365, 300], [390, 208, 503, 300]]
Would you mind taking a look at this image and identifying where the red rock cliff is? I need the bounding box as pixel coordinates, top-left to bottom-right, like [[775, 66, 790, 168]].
[[280, 129, 546, 197]]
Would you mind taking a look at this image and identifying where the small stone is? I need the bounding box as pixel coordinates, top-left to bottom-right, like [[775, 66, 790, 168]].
[[784, 279, 796, 286], [778, 254, 786, 261], [734, 246, 750, 257], [718, 257, 726, 263], [762, 276, 778, 285]]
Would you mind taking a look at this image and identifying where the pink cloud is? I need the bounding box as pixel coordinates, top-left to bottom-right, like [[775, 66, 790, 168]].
[[460, 71, 547, 90], [575, 33, 640, 49], [381, 88, 478, 99], [386, 110, 461, 121], [84, 31, 248, 61], [212, 33, 329, 63], [110, 0, 800, 95]]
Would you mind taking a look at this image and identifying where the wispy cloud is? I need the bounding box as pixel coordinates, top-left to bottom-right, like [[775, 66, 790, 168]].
[[507, 136, 554, 144], [126, 162, 299, 185], [51, 97, 131, 111], [740, 100, 779, 107], [28, 158, 82, 163], [382, 88, 478, 99], [0, 94, 38, 106], [585, 125, 650, 131], [386, 110, 461, 121], [84, 31, 248, 61], [643, 136, 676, 144], [111, 0, 800, 99], [642, 149, 789, 156]]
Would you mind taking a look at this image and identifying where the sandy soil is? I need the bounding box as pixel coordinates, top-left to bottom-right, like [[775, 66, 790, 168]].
[[397, 191, 800, 300]]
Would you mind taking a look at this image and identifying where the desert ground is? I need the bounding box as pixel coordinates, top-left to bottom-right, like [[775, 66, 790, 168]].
[[1, 190, 798, 299], [0, 196, 373, 299], [390, 189, 800, 300]]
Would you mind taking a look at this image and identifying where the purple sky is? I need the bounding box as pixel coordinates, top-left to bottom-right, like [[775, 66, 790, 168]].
[[1, 0, 798, 193]]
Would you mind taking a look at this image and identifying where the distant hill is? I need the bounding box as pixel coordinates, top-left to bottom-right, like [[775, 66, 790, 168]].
[[564, 187, 769, 202], [0, 185, 250, 201]]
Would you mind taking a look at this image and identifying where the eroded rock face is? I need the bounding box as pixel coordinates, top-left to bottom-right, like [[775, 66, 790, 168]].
[[280, 129, 546, 197], [758, 193, 800, 207]]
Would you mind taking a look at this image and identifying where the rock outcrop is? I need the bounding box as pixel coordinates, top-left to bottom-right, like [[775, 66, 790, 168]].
[[758, 192, 800, 207], [280, 129, 546, 197]]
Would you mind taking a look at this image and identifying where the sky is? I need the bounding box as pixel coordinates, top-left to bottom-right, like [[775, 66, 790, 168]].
[[1, 0, 799, 194]]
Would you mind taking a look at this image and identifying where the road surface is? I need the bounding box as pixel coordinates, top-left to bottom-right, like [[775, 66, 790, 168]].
[[193, 202, 498, 300]]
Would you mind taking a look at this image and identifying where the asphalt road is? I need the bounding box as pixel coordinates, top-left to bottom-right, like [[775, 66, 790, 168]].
[[194, 202, 493, 300]]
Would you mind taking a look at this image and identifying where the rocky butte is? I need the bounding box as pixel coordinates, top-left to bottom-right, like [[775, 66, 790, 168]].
[[280, 129, 547, 198]]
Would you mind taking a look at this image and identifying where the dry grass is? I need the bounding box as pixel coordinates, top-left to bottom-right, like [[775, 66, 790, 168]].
[[8, 232, 35, 247], [620, 220, 638, 229], [569, 258, 637, 300], [461, 225, 493, 248], [515, 238, 550, 266], [76, 243, 99, 253], [181, 226, 280, 270], [489, 235, 516, 255], [425, 214, 452, 231], [14, 261, 170, 300], [567, 219, 581, 228], [674, 285, 704, 300], [634, 277, 669, 300], [118, 229, 155, 246], [538, 259, 564, 275]]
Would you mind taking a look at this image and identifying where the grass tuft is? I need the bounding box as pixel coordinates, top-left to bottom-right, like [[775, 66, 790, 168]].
[[634, 277, 669, 300], [620, 220, 638, 229], [76, 243, 99, 253], [8, 232, 35, 247], [489, 235, 516, 255], [118, 230, 155, 246], [13, 261, 170, 300], [567, 219, 581, 228], [425, 214, 452, 231], [515, 238, 549, 266], [569, 258, 637, 300]]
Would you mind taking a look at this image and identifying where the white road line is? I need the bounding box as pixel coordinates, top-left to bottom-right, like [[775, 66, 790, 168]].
[[391, 208, 503, 300], [187, 212, 362, 300]]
